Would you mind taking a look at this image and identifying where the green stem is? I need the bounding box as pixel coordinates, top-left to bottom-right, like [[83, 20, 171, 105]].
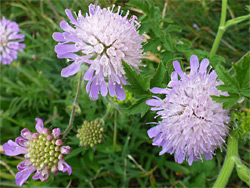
[[213, 133, 239, 188], [63, 72, 83, 138], [209, 0, 228, 59]]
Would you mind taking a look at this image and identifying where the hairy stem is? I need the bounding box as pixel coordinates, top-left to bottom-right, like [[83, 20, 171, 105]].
[[213, 133, 239, 188], [63, 72, 82, 138], [209, 0, 227, 59]]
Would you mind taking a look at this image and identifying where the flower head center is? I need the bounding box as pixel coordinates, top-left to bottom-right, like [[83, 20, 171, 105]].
[[27, 134, 63, 171]]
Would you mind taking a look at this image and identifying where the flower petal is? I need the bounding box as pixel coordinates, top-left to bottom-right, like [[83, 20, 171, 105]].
[[60, 146, 71, 154], [189, 55, 199, 75], [84, 68, 95, 81], [15, 137, 28, 147], [35, 118, 44, 134], [199, 58, 209, 74], [115, 84, 126, 101], [17, 160, 32, 171], [52, 32, 65, 42], [108, 79, 115, 97], [16, 166, 36, 186], [58, 160, 72, 175], [100, 81, 108, 97], [52, 128, 61, 139], [147, 126, 160, 138], [173, 61, 185, 79], [61, 62, 81, 77], [3, 140, 27, 156], [65, 9, 78, 25], [55, 44, 78, 55], [21, 128, 32, 140]]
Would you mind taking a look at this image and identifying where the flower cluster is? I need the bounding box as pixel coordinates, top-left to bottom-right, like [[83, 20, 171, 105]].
[[53, 4, 143, 101], [76, 120, 104, 147], [3, 119, 71, 186], [146, 55, 230, 165], [0, 17, 25, 65]]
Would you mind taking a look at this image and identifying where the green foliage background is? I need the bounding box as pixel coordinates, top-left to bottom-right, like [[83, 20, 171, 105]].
[[0, 0, 249, 187]]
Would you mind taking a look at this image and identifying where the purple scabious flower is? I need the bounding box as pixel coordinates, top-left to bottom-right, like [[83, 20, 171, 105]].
[[0, 17, 25, 65], [3, 118, 71, 186], [146, 55, 230, 165], [53, 4, 143, 101]]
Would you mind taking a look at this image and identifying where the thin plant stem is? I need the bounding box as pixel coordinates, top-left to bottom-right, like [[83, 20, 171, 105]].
[[113, 110, 117, 152], [213, 133, 239, 188], [209, 0, 228, 59], [63, 72, 83, 138]]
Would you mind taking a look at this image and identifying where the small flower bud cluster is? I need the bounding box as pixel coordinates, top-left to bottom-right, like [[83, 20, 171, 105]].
[[27, 131, 68, 173], [77, 120, 104, 147]]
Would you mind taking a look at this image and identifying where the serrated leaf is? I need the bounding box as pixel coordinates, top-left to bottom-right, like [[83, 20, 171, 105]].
[[126, 0, 150, 15], [144, 38, 161, 53], [232, 156, 250, 186], [126, 98, 149, 117], [241, 90, 250, 97], [122, 61, 150, 95], [163, 33, 174, 52], [216, 85, 239, 93], [233, 51, 250, 89], [211, 94, 240, 109], [215, 64, 239, 91], [164, 25, 182, 33], [150, 62, 166, 88]]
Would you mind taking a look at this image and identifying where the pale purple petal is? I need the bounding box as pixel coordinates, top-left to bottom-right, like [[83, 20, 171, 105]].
[[58, 160, 72, 175], [65, 9, 78, 25], [16, 166, 36, 186], [190, 55, 199, 75], [150, 87, 169, 94], [84, 68, 95, 81], [199, 59, 209, 74], [52, 128, 61, 139], [147, 126, 160, 138], [17, 160, 32, 171], [55, 44, 78, 55], [146, 99, 161, 106], [3, 140, 27, 156], [115, 84, 126, 101], [21, 128, 32, 140], [61, 62, 81, 77], [52, 32, 65, 42], [35, 118, 44, 134], [60, 146, 71, 154], [173, 61, 185, 79], [100, 81, 108, 97], [175, 152, 185, 164], [15, 137, 28, 147], [108, 79, 115, 97], [59, 21, 74, 32], [89, 79, 99, 100]]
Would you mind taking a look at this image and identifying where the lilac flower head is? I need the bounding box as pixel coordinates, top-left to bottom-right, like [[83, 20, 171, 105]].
[[0, 17, 25, 65], [146, 55, 230, 165], [3, 118, 71, 186], [53, 4, 143, 101]]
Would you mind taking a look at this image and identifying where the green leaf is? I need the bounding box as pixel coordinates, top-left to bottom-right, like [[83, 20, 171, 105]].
[[122, 61, 150, 95], [233, 51, 250, 89], [215, 64, 239, 91], [150, 62, 166, 88], [211, 94, 240, 109], [216, 85, 239, 93], [164, 25, 182, 33], [225, 14, 250, 29], [232, 156, 250, 186], [143, 38, 161, 53], [126, 97, 150, 117], [163, 33, 174, 52], [126, 0, 150, 15], [164, 161, 190, 175]]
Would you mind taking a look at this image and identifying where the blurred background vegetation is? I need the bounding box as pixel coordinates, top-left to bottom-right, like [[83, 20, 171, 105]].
[[0, 0, 249, 187]]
